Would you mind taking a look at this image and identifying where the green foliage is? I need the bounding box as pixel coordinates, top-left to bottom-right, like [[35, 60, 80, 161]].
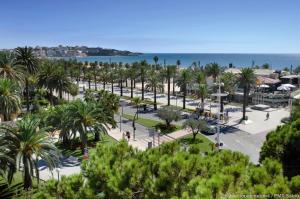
[[0, 115, 59, 190], [157, 106, 181, 128], [34, 141, 297, 198], [0, 78, 21, 121], [260, 118, 300, 178], [183, 119, 208, 140]]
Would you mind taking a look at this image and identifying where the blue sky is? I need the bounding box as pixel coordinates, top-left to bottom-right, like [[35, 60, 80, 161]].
[[0, 0, 299, 53]]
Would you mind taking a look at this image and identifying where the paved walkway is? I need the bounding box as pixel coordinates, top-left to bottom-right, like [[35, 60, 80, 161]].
[[108, 126, 192, 150]]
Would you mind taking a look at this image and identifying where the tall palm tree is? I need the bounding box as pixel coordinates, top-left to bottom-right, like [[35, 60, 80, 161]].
[[0, 116, 59, 190], [15, 47, 38, 112], [52, 68, 73, 100], [196, 71, 208, 110], [128, 64, 137, 98], [140, 60, 148, 100], [91, 62, 98, 90], [221, 72, 237, 102], [117, 67, 126, 96], [0, 53, 23, 82], [177, 69, 192, 109], [165, 66, 173, 106], [37, 61, 57, 104], [174, 60, 181, 95], [132, 97, 142, 119], [146, 69, 163, 110], [0, 79, 21, 121], [153, 56, 159, 69], [206, 62, 220, 82], [239, 68, 255, 121]]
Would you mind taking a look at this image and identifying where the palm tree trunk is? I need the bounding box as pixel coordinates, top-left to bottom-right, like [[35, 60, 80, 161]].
[[88, 80, 91, 89], [173, 76, 176, 96], [25, 79, 30, 111], [133, 79, 136, 88], [111, 81, 114, 94], [50, 89, 53, 105], [131, 78, 133, 98], [125, 79, 128, 87], [94, 131, 100, 141], [103, 82, 106, 90], [154, 87, 157, 110], [59, 89, 63, 99], [183, 84, 186, 109], [242, 87, 247, 120], [167, 76, 170, 106], [23, 156, 32, 190], [94, 70, 97, 90], [141, 76, 144, 100], [120, 80, 123, 96]]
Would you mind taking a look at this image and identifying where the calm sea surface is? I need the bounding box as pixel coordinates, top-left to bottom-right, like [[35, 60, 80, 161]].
[[76, 53, 300, 70]]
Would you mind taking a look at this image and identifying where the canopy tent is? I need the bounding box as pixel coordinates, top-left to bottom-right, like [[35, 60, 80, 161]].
[[281, 84, 296, 88], [257, 84, 270, 88], [277, 85, 291, 91]]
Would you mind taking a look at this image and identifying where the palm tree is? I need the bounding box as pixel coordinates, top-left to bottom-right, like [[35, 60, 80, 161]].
[[0, 116, 59, 190], [146, 69, 163, 110], [85, 71, 93, 90], [165, 66, 173, 106], [221, 72, 237, 102], [128, 64, 137, 98], [140, 60, 148, 100], [37, 61, 58, 104], [196, 71, 208, 110], [91, 62, 98, 90], [0, 52, 23, 83], [153, 56, 159, 69], [206, 62, 220, 82], [52, 68, 73, 100], [0, 79, 21, 121], [174, 60, 181, 95], [177, 69, 191, 109], [100, 64, 109, 90], [132, 97, 142, 119], [15, 47, 38, 111], [117, 67, 126, 96], [65, 100, 115, 149], [239, 68, 255, 121]]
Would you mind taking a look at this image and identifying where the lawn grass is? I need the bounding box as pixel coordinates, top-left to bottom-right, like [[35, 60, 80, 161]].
[[177, 133, 214, 153], [122, 113, 181, 133]]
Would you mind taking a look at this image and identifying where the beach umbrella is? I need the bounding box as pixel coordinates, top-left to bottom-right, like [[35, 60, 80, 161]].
[[282, 84, 296, 88], [277, 85, 290, 91]]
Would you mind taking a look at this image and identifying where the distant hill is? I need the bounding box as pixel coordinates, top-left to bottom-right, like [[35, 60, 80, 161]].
[[0, 45, 142, 57]]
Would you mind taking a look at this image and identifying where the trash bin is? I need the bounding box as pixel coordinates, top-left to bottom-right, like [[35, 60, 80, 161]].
[[148, 142, 152, 149]]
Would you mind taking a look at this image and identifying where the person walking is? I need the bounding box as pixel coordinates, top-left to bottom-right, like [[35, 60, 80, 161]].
[[266, 112, 270, 120], [126, 131, 131, 141]]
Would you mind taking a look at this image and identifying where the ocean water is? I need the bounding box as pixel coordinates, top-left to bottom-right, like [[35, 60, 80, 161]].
[[76, 53, 300, 70]]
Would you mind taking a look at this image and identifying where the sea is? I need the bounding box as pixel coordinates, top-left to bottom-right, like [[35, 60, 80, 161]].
[[76, 53, 300, 70]]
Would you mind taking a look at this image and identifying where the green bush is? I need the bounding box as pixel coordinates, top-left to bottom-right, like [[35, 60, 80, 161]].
[[34, 141, 299, 198]]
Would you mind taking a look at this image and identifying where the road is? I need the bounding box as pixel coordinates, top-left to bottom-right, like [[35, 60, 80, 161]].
[[77, 82, 270, 164]]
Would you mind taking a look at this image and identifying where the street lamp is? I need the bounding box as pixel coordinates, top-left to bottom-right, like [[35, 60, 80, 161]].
[[211, 78, 227, 150], [133, 112, 137, 141]]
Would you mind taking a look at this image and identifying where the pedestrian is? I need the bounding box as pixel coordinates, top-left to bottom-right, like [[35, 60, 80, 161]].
[[266, 112, 270, 120], [122, 132, 125, 140], [126, 131, 130, 141]]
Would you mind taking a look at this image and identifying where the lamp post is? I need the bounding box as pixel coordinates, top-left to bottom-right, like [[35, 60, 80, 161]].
[[211, 78, 227, 150], [133, 111, 137, 141]]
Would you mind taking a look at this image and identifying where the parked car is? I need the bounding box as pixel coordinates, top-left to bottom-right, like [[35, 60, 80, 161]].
[[203, 125, 217, 135]]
